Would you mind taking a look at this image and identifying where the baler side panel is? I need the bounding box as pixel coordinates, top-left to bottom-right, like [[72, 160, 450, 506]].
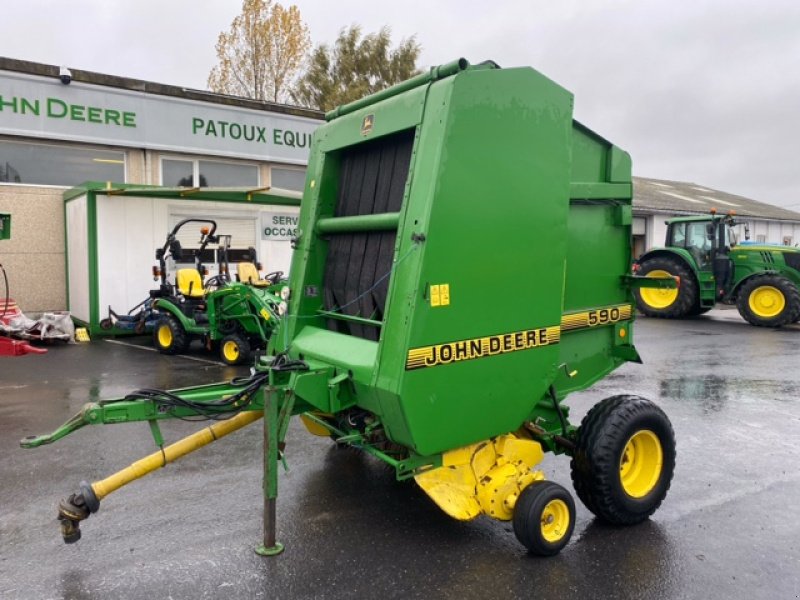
[[558, 123, 635, 396], [390, 67, 575, 456]]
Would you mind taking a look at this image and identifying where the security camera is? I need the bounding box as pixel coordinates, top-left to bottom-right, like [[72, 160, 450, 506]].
[[59, 66, 72, 85]]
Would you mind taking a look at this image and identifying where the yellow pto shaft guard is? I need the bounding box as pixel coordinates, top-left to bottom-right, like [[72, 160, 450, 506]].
[[57, 410, 263, 543]]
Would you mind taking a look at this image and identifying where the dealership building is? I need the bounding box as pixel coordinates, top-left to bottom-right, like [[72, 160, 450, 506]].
[[0, 57, 322, 313], [3, 57, 800, 316]]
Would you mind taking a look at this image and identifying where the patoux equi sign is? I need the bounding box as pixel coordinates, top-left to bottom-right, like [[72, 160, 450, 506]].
[[0, 70, 320, 164]]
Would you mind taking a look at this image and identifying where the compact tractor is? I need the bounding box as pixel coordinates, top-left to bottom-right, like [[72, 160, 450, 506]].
[[22, 59, 676, 556], [148, 218, 285, 364], [635, 211, 800, 327]]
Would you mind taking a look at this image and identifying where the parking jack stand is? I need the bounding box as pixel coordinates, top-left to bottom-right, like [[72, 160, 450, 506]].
[[256, 387, 284, 556]]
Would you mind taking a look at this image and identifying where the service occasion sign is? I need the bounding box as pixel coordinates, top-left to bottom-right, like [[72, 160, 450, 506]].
[[261, 211, 299, 241], [0, 70, 320, 164]]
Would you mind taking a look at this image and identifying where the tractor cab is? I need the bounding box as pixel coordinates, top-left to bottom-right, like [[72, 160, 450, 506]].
[[664, 211, 736, 299]]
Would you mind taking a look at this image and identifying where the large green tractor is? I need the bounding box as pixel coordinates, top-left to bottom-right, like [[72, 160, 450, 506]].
[[635, 212, 800, 327]]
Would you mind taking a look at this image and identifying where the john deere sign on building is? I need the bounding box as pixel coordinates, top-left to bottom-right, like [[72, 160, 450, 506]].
[[0, 57, 322, 314], [0, 68, 317, 163]]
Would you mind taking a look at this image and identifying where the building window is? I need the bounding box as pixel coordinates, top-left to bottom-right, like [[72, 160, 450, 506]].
[[0, 140, 125, 186], [271, 166, 306, 192], [161, 157, 259, 187]]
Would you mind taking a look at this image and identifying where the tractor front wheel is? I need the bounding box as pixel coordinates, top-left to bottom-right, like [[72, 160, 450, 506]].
[[570, 395, 676, 525], [736, 275, 800, 327], [153, 316, 189, 355], [220, 333, 250, 365], [635, 256, 697, 319], [512, 481, 576, 556]]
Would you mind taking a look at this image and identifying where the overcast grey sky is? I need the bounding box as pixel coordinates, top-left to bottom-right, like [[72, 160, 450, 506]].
[[1, 0, 798, 209]]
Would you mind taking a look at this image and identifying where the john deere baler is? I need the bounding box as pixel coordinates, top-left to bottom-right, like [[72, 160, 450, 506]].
[[23, 59, 675, 556]]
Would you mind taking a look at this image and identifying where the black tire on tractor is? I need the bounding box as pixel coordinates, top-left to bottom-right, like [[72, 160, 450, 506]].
[[99, 318, 113, 330], [735, 274, 800, 328], [512, 480, 576, 556], [635, 256, 697, 319], [570, 395, 676, 526], [220, 333, 250, 366], [153, 315, 189, 355]]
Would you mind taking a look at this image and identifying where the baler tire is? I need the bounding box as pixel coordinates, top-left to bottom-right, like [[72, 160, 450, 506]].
[[512, 481, 575, 556], [220, 333, 250, 366], [153, 316, 189, 355], [736, 275, 800, 328], [570, 395, 676, 526], [635, 257, 697, 319]]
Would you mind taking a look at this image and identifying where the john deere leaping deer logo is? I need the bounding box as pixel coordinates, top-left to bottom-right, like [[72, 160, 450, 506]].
[[361, 114, 374, 136]]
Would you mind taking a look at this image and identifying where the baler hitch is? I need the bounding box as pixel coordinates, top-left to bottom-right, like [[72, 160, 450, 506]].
[[53, 410, 264, 543]]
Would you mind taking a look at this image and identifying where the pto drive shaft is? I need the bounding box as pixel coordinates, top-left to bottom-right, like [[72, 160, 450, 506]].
[[58, 410, 263, 543]]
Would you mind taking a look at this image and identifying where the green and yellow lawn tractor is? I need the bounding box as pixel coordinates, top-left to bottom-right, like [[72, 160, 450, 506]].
[[22, 59, 676, 556], [635, 211, 800, 326], [149, 219, 285, 365]]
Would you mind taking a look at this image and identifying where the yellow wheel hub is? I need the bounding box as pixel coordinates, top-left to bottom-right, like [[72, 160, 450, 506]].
[[157, 325, 172, 348], [540, 498, 570, 543], [639, 270, 678, 309], [222, 341, 240, 362], [619, 430, 663, 498], [748, 285, 785, 318]]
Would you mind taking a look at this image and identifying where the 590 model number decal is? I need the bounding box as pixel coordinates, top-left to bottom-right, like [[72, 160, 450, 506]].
[[560, 304, 632, 332]]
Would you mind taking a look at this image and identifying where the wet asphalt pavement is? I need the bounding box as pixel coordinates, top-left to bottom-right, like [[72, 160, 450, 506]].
[[1, 310, 799, 600]]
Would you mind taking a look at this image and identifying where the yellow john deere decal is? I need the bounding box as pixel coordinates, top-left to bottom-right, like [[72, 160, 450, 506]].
[[560, 304, 632, 332], [406, 304, 633, 371], [406, 326, 561, 370]]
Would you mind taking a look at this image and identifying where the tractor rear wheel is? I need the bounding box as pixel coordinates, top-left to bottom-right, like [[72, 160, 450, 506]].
[[220, 333, 250, 365], [736, 274, 800, 327], [635, 257, 697, 318], [512, 480, 575, 556], [153, 315, 189, 355], [570, 395, 676, 525]]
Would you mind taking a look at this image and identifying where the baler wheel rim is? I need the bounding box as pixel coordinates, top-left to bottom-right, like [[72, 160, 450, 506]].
[[512, 480, 575, 556], [619, 430, 663, 498], [540, 498, 571, 543]]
